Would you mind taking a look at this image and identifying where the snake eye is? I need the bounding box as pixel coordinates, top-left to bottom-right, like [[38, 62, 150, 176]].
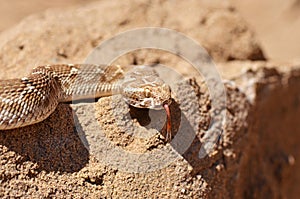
[[145, 88, 151, 98]]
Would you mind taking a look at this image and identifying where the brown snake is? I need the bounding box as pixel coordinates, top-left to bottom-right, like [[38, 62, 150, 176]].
[[0, 64, 172, 139]]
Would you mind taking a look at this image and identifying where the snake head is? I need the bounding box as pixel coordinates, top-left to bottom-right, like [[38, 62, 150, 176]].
[[121, 65, 172, 109], [122, 83, 171, 109]]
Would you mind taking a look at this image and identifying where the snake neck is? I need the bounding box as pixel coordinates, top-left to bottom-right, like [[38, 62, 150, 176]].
[[60, 81, 123, 102]]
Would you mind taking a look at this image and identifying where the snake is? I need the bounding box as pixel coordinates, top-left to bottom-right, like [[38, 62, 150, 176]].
[[0, 64, 172, 139]]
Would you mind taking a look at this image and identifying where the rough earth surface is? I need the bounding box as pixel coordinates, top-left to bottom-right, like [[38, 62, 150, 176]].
[[0, 0, 299, 198]]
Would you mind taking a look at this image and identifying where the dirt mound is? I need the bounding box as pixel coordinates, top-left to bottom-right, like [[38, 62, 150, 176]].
[[1, 0, 299, 198]]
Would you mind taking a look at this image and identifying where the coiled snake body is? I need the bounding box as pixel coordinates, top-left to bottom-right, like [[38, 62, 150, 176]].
[[0, 64, 172, 138]]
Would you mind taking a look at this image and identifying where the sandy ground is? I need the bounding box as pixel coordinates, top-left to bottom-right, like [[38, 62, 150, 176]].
[[0, 0, 97, 32], [0, 0, 299, 62], [230, 0, 300, 61]]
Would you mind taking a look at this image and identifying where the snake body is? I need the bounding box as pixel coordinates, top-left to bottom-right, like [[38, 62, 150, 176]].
[[0, 64, 172, 130]]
